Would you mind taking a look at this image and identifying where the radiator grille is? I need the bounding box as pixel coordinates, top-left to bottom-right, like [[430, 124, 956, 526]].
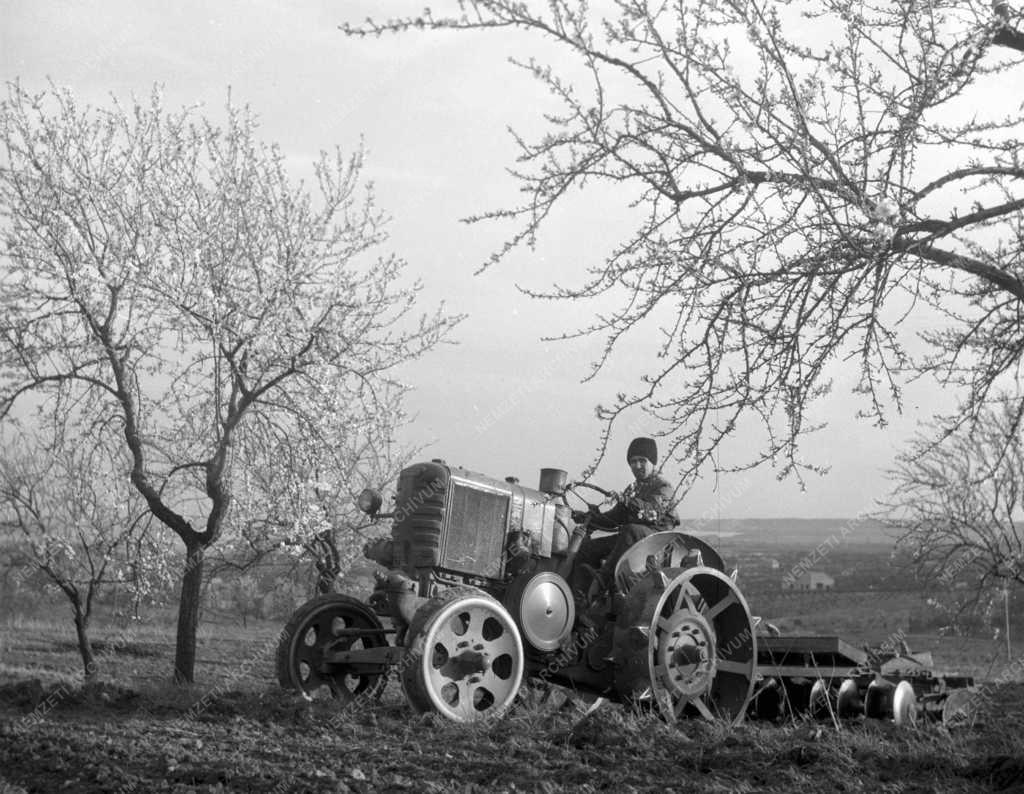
[[442, 482, 509, 578]]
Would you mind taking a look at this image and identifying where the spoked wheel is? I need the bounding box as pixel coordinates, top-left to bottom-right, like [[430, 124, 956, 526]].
[[615, 567, 756, 725], [276, 594, 389, 702], [402, 587, 524, 722]]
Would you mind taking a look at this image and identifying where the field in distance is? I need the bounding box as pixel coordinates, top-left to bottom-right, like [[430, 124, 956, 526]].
[[683, 516, 896, 547]]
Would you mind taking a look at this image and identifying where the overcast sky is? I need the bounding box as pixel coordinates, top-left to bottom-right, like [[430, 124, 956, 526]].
[[1, 0, 963, 520]]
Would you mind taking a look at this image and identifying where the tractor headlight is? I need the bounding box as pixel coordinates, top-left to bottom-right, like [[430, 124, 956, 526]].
[[356, 488, 383, 516]]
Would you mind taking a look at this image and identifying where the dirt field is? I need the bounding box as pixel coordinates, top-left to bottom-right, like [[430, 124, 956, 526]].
[[1, 614, 1024, 793]]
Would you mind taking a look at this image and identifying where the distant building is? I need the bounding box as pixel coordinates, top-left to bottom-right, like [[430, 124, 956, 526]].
[[783, 571, 835, 591]]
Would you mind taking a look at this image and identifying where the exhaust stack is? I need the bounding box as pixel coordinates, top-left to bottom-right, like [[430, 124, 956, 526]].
[[538, 468, 567, 494]]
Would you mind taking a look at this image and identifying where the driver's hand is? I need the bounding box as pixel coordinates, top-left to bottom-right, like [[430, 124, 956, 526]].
[[606, 490, 622, 503]]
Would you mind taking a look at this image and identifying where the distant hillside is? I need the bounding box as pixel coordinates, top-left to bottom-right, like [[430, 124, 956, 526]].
[[680, 516, 897, 547]]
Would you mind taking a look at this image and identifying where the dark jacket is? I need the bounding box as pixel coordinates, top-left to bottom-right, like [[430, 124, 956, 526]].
[[592, 473, 679, 530]]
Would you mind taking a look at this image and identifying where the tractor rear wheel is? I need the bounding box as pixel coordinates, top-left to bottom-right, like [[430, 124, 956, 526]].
[[401, 586, 524, 722], [276, 594, 389, 702], [614, 567, 757, 725]]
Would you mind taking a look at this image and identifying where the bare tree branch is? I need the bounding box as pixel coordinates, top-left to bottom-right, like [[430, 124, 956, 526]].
[[346, 1, 1024, 486], [0, 82, 460, 681]]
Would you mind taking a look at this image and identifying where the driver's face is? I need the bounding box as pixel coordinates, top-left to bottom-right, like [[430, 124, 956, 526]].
[[628, 456, 654, 481]]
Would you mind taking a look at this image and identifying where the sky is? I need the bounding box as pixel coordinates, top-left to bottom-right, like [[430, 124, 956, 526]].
[[0, 0, 965, 519]]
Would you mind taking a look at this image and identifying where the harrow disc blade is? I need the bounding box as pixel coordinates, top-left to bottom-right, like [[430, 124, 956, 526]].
[[864, 679, 895, 719], [751, 679, 784, 721], [942, 688, 983, 728], [836, 678, 862, 718], [809, 679, 835, 720], [892, 681, 918, 726]]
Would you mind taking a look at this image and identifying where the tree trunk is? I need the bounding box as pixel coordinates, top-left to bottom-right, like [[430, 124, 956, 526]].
[[173, 543, 205, 684], [73, 606, 96, 680], [314, 560, 338, 594], [313, 530, 340, 594]]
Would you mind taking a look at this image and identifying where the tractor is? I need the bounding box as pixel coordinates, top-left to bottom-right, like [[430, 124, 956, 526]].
[[275, 460, 975, 726]]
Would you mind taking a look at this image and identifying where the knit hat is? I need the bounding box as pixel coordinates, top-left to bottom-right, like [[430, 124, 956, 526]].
[[626, 437, 657, 465]]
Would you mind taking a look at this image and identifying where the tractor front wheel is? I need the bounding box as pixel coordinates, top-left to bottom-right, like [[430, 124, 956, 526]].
[[401, 586, 524, 722], [276, 594, 389, 702]]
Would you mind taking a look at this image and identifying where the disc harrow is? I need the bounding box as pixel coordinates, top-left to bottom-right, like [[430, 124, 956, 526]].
[[751, 634, 977, 726]]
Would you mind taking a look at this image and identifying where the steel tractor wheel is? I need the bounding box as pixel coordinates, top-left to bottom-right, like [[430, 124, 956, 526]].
[[276, 594, 389, 701], [614, 567, 757, 725], [402, 586, 524, 722]]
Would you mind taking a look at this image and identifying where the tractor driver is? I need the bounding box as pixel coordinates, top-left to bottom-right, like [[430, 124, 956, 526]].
[[570, 436, 679, 600]]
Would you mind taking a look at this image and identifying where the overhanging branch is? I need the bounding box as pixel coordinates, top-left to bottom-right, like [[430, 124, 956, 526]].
[[892, 238, 1024, 301]]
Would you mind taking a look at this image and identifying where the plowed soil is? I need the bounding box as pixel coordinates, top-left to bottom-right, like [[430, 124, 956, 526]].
[[1, 620, 1023, 793], [2, 677, 1024, 793]]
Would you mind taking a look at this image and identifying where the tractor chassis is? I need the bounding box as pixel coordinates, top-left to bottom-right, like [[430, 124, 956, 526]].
[[321, 643, 406, 673]]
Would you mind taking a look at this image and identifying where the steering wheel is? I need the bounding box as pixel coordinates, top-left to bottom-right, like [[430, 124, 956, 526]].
[[560, 481, 620, 528], [567, 481, 614, 499]]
